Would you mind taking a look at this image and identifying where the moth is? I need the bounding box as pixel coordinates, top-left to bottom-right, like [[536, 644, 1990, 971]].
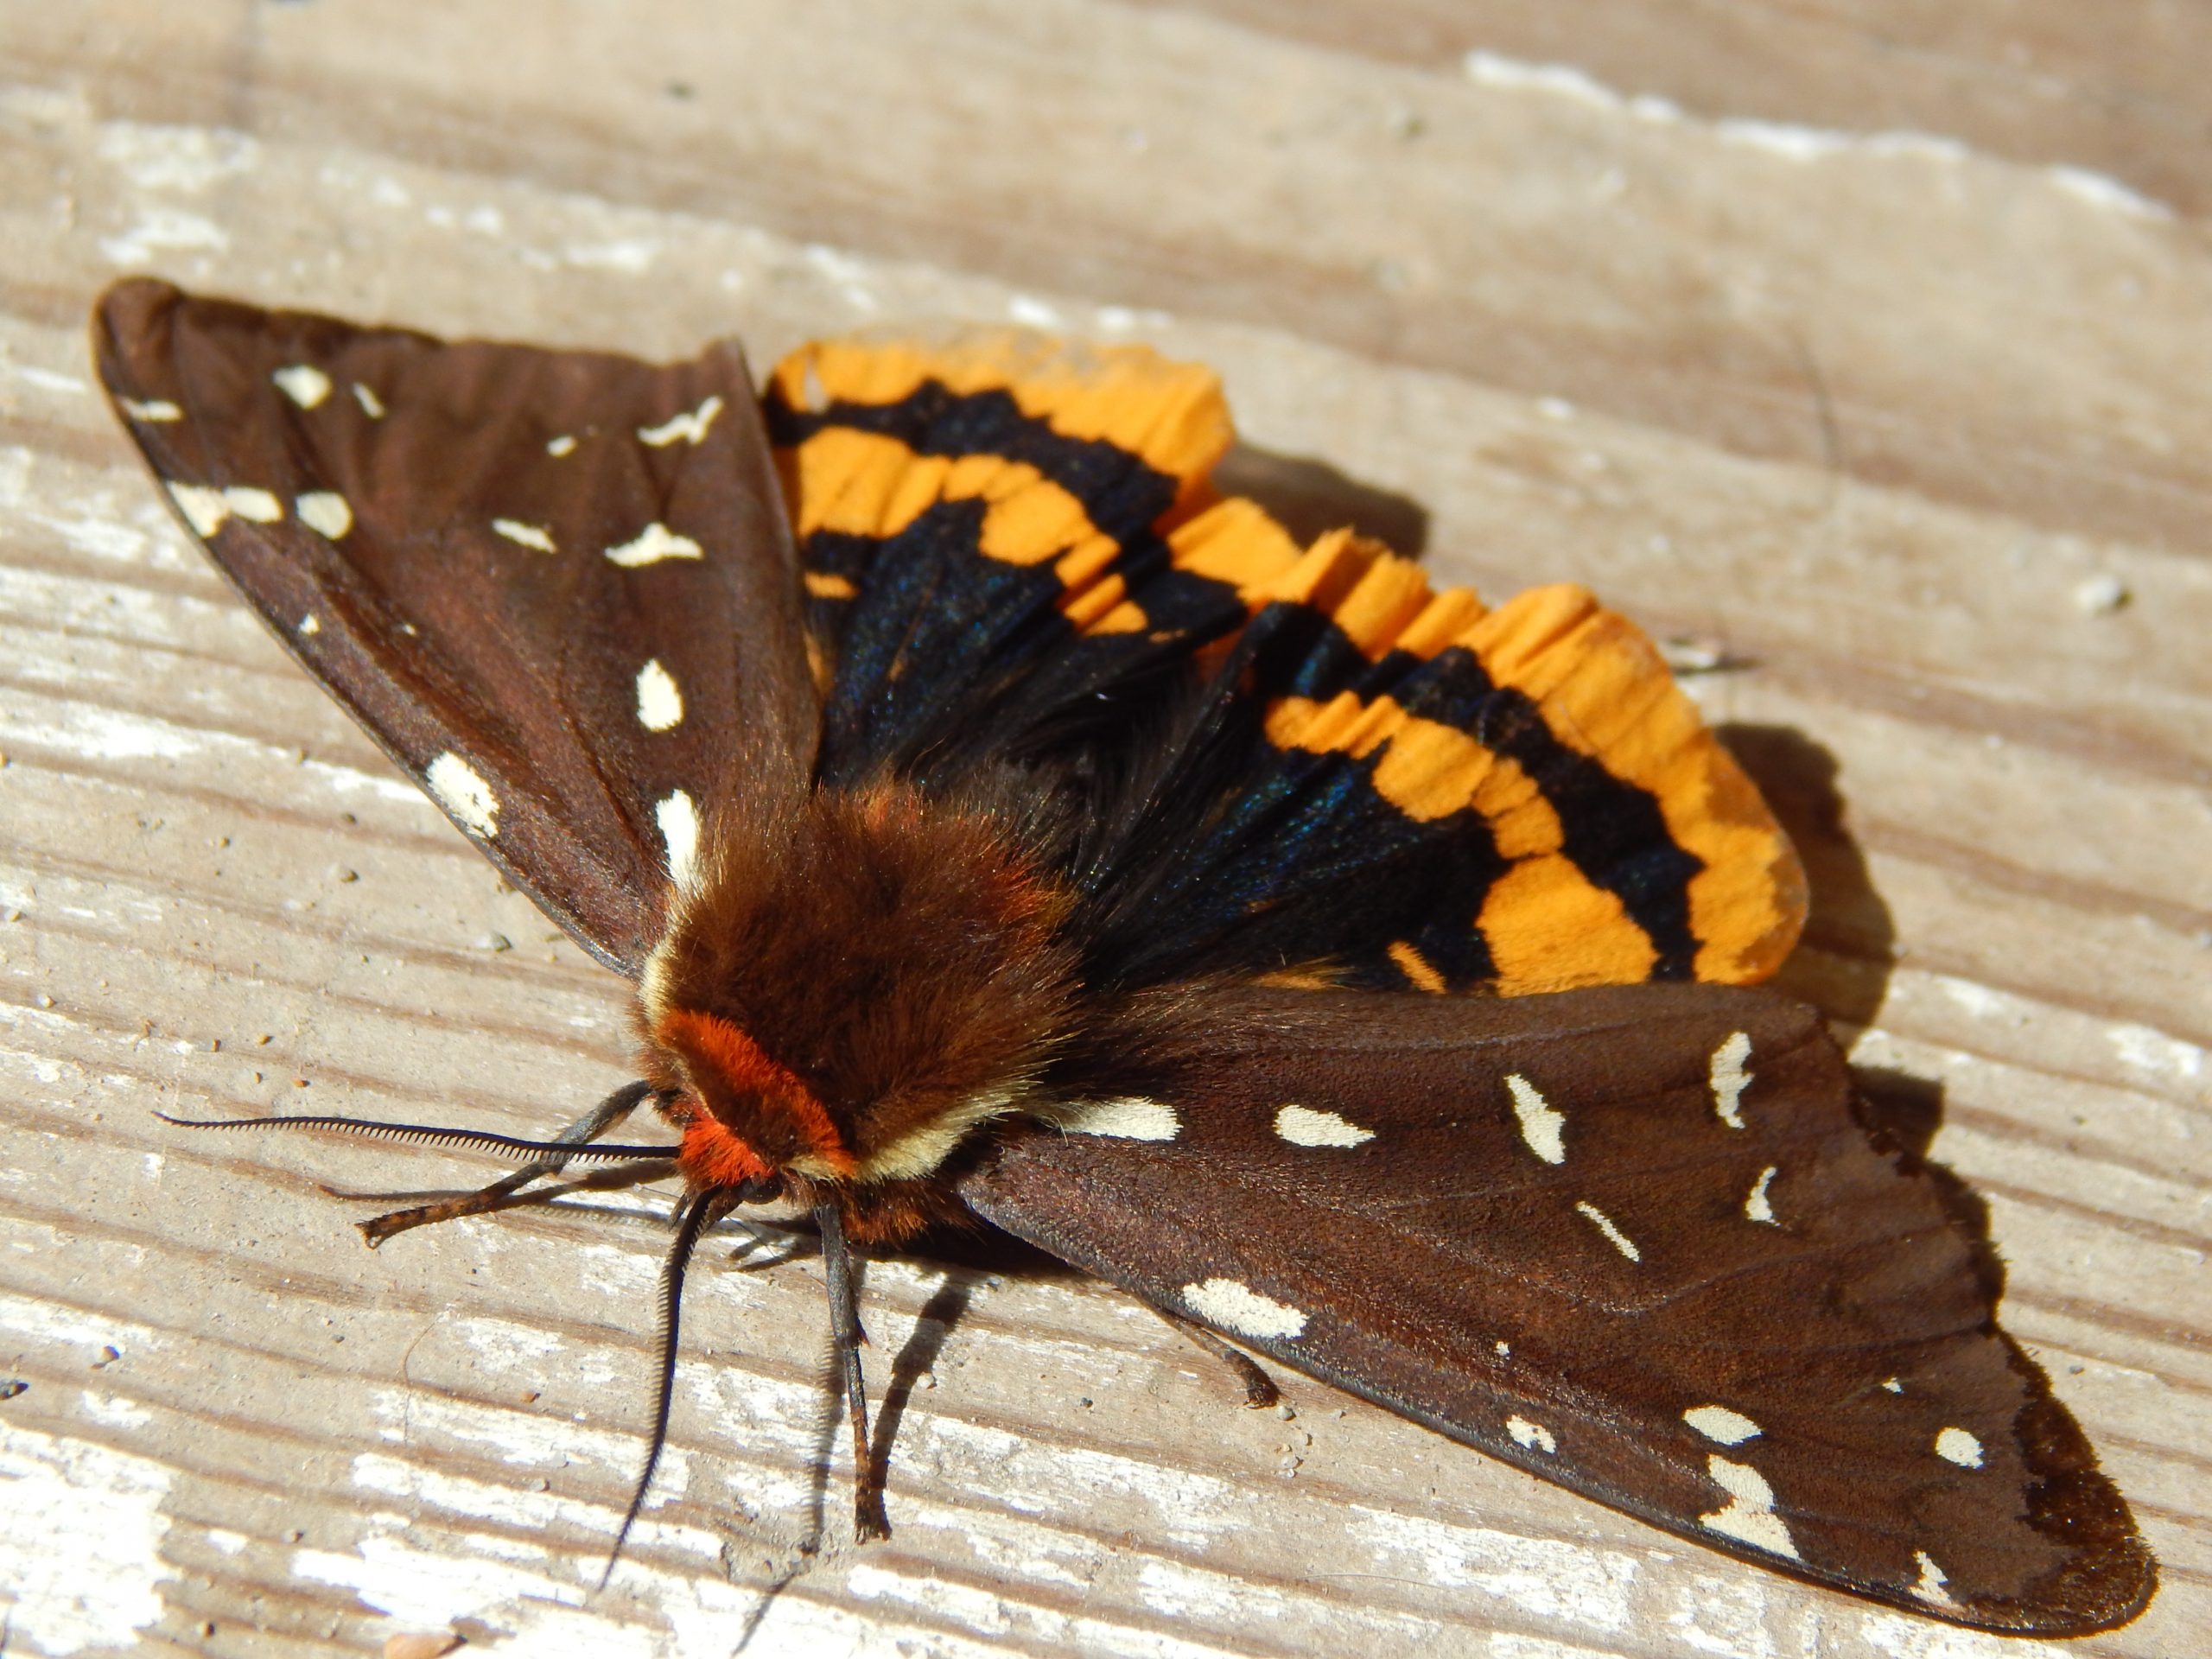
[[93, 277, 2153, 1634]]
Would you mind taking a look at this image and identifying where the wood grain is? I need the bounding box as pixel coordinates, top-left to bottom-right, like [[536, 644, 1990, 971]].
[[1, 3, 2204, 1656]]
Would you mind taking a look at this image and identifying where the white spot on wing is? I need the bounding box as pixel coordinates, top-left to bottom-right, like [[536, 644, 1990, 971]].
[[272, 363, 333, 409], [166, 482, 228, 537], [657, 789, 700, 888], [351, 381, 385, 418], [1274, 1104, 1374, 1147], [634, 659, 683, 731], [546, 434, 578, 457], [1935, 1427, 1984, 1468], [1057, 1097, 1179, 1141], [1699, 1455, 1800, 1559], [1910, 1551, 1960, 1609], [426, 752, 499, 839], [1684, 1405, 1761, 1445], [298, 614, 321, 637], [226, 486, 282, 523], [1505, 1074, 1565, 1164], [1575, 1200, 1640, 1261], [606, 521, 702, 567], [493, 518, 556, 553], [1710, 1031, 1752, 1128], [120, 397, 181, 422], [296, 491, 353, 539], [1506, 1416, 1556, 1454], [1494, 1340, 1510, 1357], [1744, 1165, 1777, 1224], [1180, 1278, 1306, 1341], [638, 393, 723, 447], [1882, 1377, 1904, 1394]]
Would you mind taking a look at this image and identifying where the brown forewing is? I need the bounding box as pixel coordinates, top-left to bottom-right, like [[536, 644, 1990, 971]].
[[962, 982, 2152, 1634], [92, 278, 817, 972]]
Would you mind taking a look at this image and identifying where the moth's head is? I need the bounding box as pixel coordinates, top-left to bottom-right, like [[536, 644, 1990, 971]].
[[632, 782, 1083, 1203]]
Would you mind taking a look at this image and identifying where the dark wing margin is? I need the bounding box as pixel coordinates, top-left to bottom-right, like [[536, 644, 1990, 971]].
[[962, 983, 2153, 1634], [92, 278, 817, 973]]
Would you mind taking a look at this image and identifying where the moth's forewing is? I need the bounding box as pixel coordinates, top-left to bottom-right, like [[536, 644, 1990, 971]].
[[93, 278, 816, 971], [963, 982, 2154, 1635]]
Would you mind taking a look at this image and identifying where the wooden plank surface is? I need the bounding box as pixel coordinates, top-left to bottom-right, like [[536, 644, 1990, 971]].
[[2, 3, 2205, 1655]]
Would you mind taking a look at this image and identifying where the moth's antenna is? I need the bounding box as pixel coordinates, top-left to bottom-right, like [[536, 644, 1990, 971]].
[[600, 1186, 731, 1589], [156, 1111, 680, 1164]]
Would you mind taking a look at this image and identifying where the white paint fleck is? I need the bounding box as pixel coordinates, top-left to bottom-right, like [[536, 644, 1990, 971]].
[[1505, 1073, 1566, 1163], [352, 381, 386, 418], [2072, 573, 2129, 614], [545, 434, 578, 457], [1684, 1405, 1761, 1445], [1274, 1103, 1374, 1147], [1909, 1550, 1961, 1610], [99, 207, 228, 266], [1057, 1096, 1179, 1141], [79, 1390, 152, 1428], [426, 752, 499, 839], [272, 364, 333, 409], [492, 518, 556, 553], [637, 394, 723, 448], [1536, 396, 1576, 422], [562, 237, 662, 273], [1882, 1377, 1904, 1393], [118, 397, 181, 423], [1935, 1427, 1984, 1469], [605, 521, 702, 567], [1575, 1200, 1640, 1262], [95, 119, 260, 192], [298, 613, 321, 637], [1698, 1455, 1800, 1559], [657, 789, 700, 888], [205, 1528, 249, 1555], [2048, 165, 2175, 222], [1180, 1278, 1306, 1341], [15, 366, 88, 395], [0, 1423, 175, 1654], [633, 658, 684, 731], [1709, 1031, 1751, 1128], [1352, 1506, 1637, 1630], [1007, 294, 1064, 329], [1506, 1416, 1557, 1455], [2108, 1021, 2204, 1082], [1744, 1165, 1777, 1224], [296, 491, 353, 539]]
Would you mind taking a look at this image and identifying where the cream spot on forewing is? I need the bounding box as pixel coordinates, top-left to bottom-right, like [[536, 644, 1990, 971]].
[[296, 491, 353, 539], [298, 613, 321, 637], [1744, 1165, 1778, 1224], [1711, 1031, 1752, 1128], [1698, 1456, 1800, 1559], [634, 659, 683, 731], [1936, 1427, 1984, 1468], [1505, 1074, 1565, 1164], [426, 752, 499, 839], [1056, 1097, 1179, 1141], [1274, 1104, 1375, 1147], [546, 434, 578, 457], [351, 381, 385, 418], [1494, 1340, 1510, 1357], [1910, 1551, 1961, 1610], [493, 518, 556, 553], [272, 363, 333, 409], [1575, 1200, 1640, 1261], [167, 482, 229, 537], [1506, 1416, 1557, 1455], [1180, 1279, 1306, 1341], [121, 397, 181, 422], [656, 790, 701, 888], [606, 521, 702, 567], [224, 486, 283, 523], [1684, 1406, 1761, 1445], [1882, 1377, 1904, 1394], [638, 393, 723, 447]]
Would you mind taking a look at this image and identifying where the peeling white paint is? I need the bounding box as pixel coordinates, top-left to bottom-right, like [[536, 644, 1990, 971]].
[[0, 1424, 175, 1655], [100, 206, 228, 266], [95, 121, 260, 192], [1352, 1505, 1637, 1632], [2109, 1021, 2204, 1082]]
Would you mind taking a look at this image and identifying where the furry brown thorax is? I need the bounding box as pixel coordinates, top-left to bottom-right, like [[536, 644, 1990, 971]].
[[634, 783, 1079, 1239]]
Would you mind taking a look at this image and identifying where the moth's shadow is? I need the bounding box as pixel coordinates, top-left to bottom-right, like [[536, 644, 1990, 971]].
[[1216, 444, 1430, 557]]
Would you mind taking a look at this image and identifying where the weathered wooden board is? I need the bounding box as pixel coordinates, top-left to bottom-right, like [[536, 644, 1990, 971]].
[[1, 3, 2204, 1656]]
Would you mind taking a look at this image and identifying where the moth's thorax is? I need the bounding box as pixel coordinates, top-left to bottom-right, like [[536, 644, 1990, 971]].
[[637, 783, 1077, 1193]]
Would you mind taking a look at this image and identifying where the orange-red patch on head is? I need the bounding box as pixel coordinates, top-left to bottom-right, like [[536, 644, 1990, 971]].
[[655, 1006, 856, 1178], [676, 1106, 777, 1191]]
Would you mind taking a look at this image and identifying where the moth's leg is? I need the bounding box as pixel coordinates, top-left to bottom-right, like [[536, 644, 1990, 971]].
[[817, 1201, 891, 1541], [359, 1079, 658, 1246], [1154, 1308, 1280, 1408]]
